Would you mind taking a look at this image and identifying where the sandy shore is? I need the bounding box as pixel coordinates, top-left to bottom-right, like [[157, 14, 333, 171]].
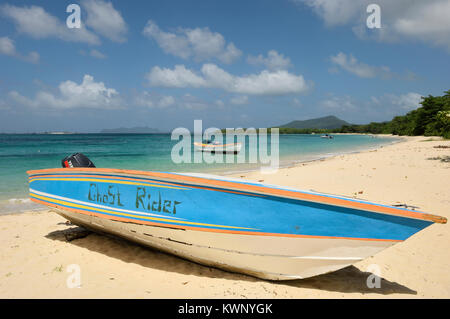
[[1, 136, 449, 298]]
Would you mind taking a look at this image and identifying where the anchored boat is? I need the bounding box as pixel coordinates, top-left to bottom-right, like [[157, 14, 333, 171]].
[[28, 155, 446, 280], [194, 141, 242, 154]]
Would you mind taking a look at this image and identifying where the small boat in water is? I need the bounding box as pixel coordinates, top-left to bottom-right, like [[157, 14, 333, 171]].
[[194, 141, 242, 154], [28, 154, 446, 280], [320, 134, 333, 139]]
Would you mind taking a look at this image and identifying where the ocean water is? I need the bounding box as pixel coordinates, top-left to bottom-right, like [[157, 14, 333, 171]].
[[0, 133, 399, 214]]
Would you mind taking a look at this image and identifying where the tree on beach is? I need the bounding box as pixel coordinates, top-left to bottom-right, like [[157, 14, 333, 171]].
[[334, 90, 450, 138], [266, 90, 449, 138]]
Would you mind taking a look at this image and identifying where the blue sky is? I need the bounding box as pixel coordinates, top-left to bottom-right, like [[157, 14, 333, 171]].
[[1, 0, 449, 133]]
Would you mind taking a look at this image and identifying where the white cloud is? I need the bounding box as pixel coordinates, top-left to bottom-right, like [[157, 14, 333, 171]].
[[135, 92, 175, 108], [294, 0, 363, 27], [87, 49, 107, 59], [81, 0, 127, 43], [293, 0, 450, 52], [320, 95, 358, 110], [0, 99, 11, 110], [0, 36, 39, 63], [9, 75, 122, 109], [330, 52, 395, 78], [23, 51, 40, 64], [80, 49, 107, 59], [146, 63, 310, 95], [247, 50, 292, 70], [0, 36, 15, 55], [147, 65, 207, 88], [181, 93, 208, 110], [159, 95, 176, 108], [215, 99, 225, 107], [1, 4, 100, 45], [386, 92, 422, 111], [330, 52, 417, 80], [392, 1, 450, 50], [230, 95, 249, 105], [142, 20, 242, 63], [90, 49, 106, 59]]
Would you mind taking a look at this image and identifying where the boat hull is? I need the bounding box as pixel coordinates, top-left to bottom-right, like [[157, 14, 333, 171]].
[[28, 168, 444, 280], [52, 207, 394, 280]]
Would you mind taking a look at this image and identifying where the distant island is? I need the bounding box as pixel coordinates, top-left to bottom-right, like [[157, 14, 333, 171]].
[[100, 127, 160, 134]]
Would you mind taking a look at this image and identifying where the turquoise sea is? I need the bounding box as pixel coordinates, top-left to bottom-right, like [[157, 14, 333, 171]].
[[0, 133, 400, 214]]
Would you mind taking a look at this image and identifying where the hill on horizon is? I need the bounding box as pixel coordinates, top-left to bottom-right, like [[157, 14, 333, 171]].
[[279, 115, 350, 129]]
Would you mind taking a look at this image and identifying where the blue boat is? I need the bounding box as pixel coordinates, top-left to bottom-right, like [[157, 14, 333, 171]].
[[28, 167, 446, 280]]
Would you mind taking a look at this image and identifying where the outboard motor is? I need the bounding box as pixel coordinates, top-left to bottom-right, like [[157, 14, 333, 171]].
[[62, 153, 96, 168]]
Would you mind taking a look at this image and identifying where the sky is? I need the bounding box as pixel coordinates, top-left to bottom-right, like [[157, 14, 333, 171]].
[[0, 0, 449, 133]]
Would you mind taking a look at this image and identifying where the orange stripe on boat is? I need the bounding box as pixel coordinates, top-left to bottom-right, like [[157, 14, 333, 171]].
[[27, 168, 447, 224], [30, 197, 402, 242]]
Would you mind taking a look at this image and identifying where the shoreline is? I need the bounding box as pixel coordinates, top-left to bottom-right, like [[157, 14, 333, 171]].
[[219, 134, 405, 177], [0, 134, 402, 215], [1, 135, 449, 298]]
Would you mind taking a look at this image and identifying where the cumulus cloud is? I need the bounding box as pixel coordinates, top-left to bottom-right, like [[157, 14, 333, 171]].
[[293, 0, 450, 52], [385, 92, 422, 111], [146, 63, 310, 95], [9, 75, 122, 109], [142, 20, 242, 63], [147, 65, 207, 88], [1, 4, 100, 45], [294, 0, 363, 27], [215, 99, 225, 107], [0, 36, 39, 63], [0, 99, 11, 110], [89, 49, 106, 59], [247, 50, 292, 70], [0, 36, 15, 55], [180, 93, 209, 110], [230, 95, 249, 105], [134, 92, 175, 108], [330, 52, 393, 78], [82, 0, 127, 43], [320, 95, 358, 110], [330, 52, 417, 80], [80, 49, 107, 59]]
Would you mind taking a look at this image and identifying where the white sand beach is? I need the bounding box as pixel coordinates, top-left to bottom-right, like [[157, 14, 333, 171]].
[[0, 136, 449, 298]]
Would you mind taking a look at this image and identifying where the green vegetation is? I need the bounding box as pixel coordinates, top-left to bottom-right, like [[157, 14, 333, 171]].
[[334, 90, 450, 138], [273, 90, 450, 139]]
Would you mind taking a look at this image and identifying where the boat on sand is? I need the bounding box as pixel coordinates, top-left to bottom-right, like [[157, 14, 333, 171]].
[[28, 158, 446, 280]]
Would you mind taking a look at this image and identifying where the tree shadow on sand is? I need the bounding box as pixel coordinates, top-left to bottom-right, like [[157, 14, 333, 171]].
[[46, 226, 417, 295]]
